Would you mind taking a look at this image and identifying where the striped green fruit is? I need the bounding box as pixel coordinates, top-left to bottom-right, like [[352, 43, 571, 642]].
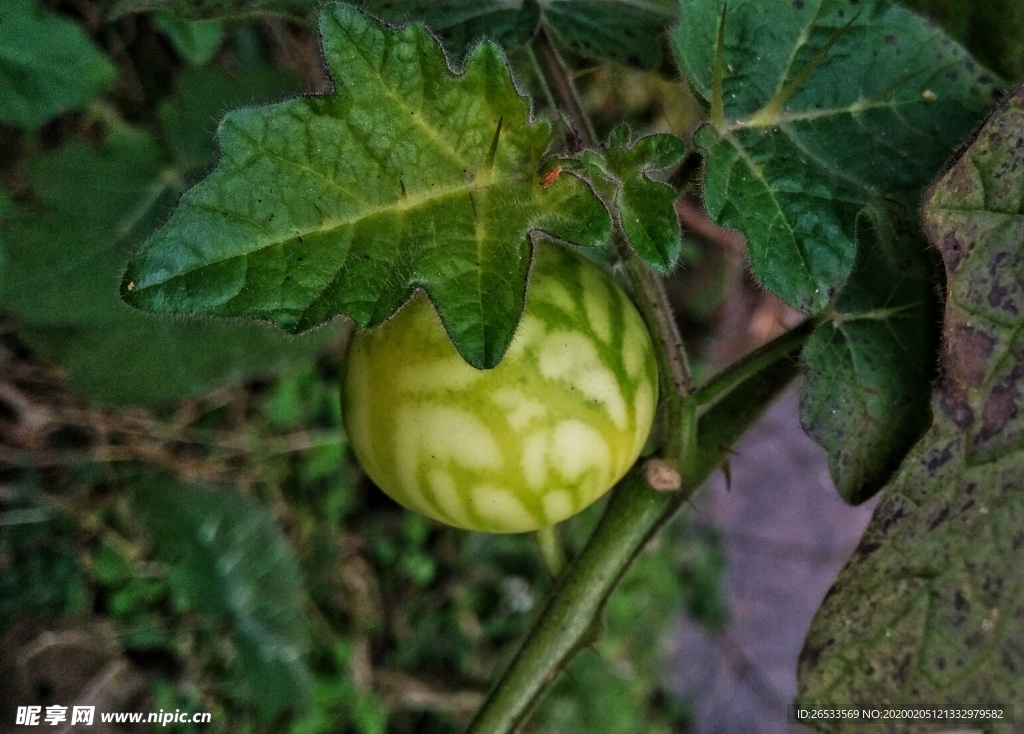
[[342, 245, 659, 533]]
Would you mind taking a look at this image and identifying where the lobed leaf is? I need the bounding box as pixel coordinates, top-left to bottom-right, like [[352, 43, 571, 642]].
[[569, 126, 686, 271], [673, 0, 998, 312], [132, 476, 313, 722], [0, 0, 117, 128], [123, 4, 611, 369], [797, 82, 1024, 730]]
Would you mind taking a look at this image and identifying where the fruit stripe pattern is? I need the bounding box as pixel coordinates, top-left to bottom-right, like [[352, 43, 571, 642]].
[[343, 245, 658, 533]]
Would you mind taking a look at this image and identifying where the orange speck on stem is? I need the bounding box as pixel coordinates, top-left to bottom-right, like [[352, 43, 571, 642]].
[[541, 166, 562, 188]]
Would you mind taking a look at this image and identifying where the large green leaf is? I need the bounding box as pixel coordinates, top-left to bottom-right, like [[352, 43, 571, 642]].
[[0, 126, 332, 407], [797, 83, 1024, 731], [0, 0, 117, 128], [124, 3, 611, 369], [132, 476, 312, 722], [899, 0, 1024, 82], [110, 0, 676, 69], [800, 211, 939, 504], [673, 0, 998, 312], [674, 0, 998, 503]]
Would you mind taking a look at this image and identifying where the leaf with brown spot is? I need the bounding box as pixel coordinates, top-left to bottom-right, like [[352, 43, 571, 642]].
[[797, 82, 1024, 731]]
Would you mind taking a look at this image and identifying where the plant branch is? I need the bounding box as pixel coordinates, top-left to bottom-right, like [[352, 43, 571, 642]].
[[467, 469, 685, 734], [623, 255, 692, 459], [689, 317, 819, 415], [530, 26, 597, 148]]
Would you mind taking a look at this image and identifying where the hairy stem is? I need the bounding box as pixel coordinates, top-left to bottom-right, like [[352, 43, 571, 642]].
[[624, 256, 692, 462], [530, 26, 598, 148], [689, 317, 818, 414]]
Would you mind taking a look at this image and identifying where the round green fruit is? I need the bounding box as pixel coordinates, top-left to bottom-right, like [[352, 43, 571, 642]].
[[342, 245, 658, 533]]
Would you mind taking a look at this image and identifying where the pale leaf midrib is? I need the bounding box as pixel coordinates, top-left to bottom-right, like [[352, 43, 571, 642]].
[[140, 173, 530, 292]]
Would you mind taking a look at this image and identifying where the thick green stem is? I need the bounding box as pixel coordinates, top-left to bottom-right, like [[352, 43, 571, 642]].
[[688, 317, 818, 413], [467, 470, 686, 734], [624, 257, 693, 463]]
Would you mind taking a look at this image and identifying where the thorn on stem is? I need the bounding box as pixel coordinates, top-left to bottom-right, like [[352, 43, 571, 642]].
[[483, 116, 504, 173]]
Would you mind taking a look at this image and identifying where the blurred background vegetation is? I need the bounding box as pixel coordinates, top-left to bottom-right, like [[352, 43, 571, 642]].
[[0, 1, 731, 731]]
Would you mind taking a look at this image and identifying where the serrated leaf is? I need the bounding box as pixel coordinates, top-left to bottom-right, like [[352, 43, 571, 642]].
[[153, 10, 225, 66], [673, 0, 999, 313], [898, 0, 1024, 82], [124, 4, 611, 370], [0, 127, 333, 406], [568, 126, 685, 271], [797, 82, 1024, 731], [132, 476, 312, 721], [800, 211, 939, 504], [0, 0, 117, 128], [606, 130, 685, 271]]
